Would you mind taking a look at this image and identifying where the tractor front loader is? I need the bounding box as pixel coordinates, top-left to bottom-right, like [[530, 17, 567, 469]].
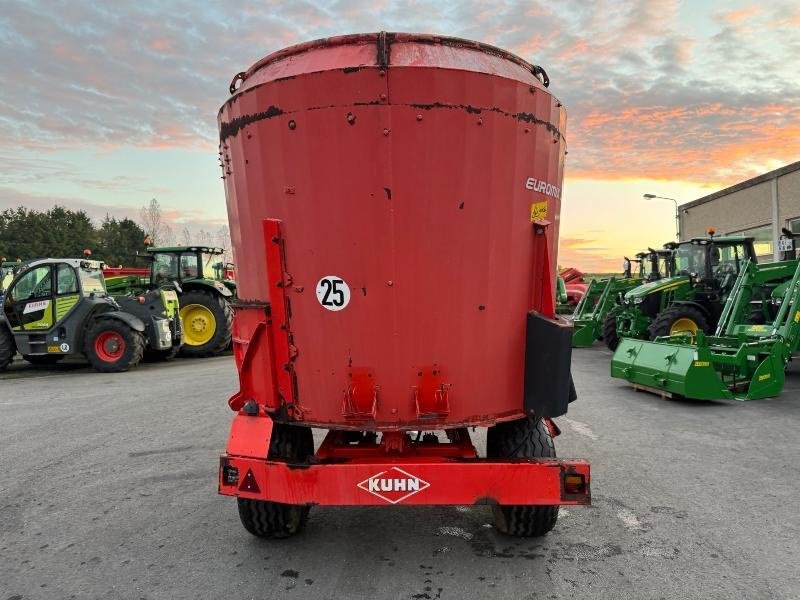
[[612, 256, 800, 401], [0, 258, 180, 373], [572, 248, 672, 348]]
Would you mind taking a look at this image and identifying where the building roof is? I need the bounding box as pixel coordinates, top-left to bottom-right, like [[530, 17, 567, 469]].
[[682, 160, 800, 210]]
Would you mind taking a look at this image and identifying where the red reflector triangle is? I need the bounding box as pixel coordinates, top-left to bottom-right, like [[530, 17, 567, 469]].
[[239, 468, 260, 493]]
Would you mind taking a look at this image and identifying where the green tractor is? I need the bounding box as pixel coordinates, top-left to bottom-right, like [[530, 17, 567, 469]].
[[603, 234, 757, 350], [0, 258, 182, 372], [109, 246, 234, 358], [571, 248, 672, 347]]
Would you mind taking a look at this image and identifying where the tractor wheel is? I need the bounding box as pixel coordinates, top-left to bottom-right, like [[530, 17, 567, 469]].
[[486, 417, 558, 537], [23, 354, 64, 366], [85, 319, 145, 373], [648, 305, 709, 340], [746, 309, 767, 325], [178, 290, 233, 358], [602, 310, 620, 350], [237, 423, 314, 539], [0, 326, 15, 371]]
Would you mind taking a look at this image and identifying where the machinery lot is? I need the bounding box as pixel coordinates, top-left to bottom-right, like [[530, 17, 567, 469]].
[[1, 349, 799, 600]]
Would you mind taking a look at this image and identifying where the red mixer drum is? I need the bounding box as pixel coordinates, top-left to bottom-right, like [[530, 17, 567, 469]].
[[218, 33, 588, 537], [219, 32, 572, 430]]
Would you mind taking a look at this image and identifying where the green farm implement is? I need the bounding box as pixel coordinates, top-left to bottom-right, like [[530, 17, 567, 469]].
[[604, 235, 757, 351], [612, 256, 800, 401], [572, 249, 671, 347]]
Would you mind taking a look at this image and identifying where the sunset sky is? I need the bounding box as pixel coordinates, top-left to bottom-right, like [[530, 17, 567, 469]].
[[1, 1, 798, 270]]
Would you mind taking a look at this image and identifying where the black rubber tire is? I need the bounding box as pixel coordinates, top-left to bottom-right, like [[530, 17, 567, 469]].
[[237, 423, 314, 539], [178, 290, 233, 358], [746, 309, 767, 325], [0, 325, 15, 371], [23, 354, 64, 365], [486, 417, 559, 537], [84, 319, 145, 373], [144, 346, 179, 362], [648, 305, 710, 339], [602, 309, 620, 350]]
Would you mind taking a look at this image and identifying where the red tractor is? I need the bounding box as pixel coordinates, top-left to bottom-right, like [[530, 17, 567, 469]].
[[217, 32, 590, 538]]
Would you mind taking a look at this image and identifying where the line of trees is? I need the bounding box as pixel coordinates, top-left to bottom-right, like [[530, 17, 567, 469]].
[[0, 207, 147, 267], [1, 200, 234, 267]]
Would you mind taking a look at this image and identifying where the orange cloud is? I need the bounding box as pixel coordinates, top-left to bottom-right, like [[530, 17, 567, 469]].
[[722, 6, 761, 23]]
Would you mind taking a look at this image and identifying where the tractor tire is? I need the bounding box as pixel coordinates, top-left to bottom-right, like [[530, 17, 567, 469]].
[[85, 319, 145, 373], [144, 346, 179, 362], [23, 354, 64, 366], [0, 326, 15, 371], [648, 305, 709, 340], [602, 310, 620, 350], [237, 423, 314, 539], [746, 309, 767, 325], [486, 417, 559, 537], [178, 290, 232, 358]]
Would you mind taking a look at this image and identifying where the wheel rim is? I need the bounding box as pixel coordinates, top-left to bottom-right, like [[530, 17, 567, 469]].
[[94, 331, 126, 362], [180, 304, 216, 346], [670, 317, 699, 336]]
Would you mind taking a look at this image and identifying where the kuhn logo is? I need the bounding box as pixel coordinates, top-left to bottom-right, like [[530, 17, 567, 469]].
[[357, 467, 430, 504]]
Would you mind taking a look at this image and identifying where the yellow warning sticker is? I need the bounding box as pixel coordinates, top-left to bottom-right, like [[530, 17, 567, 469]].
[[530, 200, 548, 222], [794, 311, 800, 323], [693, 361, 710, 367], [758, 373, 771, 381], [47, 345, 60, 353]]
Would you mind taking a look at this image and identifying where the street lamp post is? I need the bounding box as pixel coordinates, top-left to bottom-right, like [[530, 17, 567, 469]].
[[643, 193, 680, 240]]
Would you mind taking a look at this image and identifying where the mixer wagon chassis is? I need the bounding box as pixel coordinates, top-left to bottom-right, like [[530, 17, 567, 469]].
[[219, 417, 590, 507]]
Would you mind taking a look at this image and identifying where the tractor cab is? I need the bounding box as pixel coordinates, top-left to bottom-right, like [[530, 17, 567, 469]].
[[622, 256, 640, 280], [140, 246, 234, 357], [1, 260, 24, 300], [672, 234, 756, 301], [635, 248, 674, 282]]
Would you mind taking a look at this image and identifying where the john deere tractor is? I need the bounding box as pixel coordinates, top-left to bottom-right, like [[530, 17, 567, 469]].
[[571, 248, 673, 347], [603, 234, 757, 350], [109, 246, 234, 357], [0, 258, 182, 372]]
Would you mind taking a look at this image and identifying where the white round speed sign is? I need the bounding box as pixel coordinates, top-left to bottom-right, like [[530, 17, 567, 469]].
[[316, 275, 351, 311]]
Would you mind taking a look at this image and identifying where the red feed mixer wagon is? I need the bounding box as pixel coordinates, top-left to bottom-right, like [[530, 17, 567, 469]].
[[218, 32, 590, 538]]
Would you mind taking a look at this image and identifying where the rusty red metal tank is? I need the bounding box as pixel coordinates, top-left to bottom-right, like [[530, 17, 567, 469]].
[[219, 32, 570, 431]]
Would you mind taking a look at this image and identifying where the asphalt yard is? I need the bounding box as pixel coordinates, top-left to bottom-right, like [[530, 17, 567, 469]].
[[1, 347, 798, 599]]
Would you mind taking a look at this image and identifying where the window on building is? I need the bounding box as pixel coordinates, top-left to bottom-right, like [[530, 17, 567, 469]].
[[730, 224, 773, 258], [787, 217, 800, 236]]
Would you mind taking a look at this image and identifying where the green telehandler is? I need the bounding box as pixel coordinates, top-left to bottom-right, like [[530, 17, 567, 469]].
[[603, 234, 757, 351], [0, 258, 182, 372], [571, 248, 672, 347], [104, 246, 234, 358]]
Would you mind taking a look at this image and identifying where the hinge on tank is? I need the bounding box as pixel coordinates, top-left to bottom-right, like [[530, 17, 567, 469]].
[[376, 31, 391, 69]]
